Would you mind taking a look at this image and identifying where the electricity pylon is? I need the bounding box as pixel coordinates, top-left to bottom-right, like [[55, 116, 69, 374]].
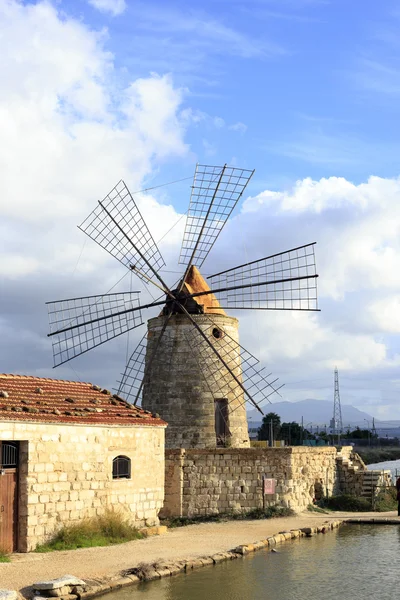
[[329, 367, 343, 441]]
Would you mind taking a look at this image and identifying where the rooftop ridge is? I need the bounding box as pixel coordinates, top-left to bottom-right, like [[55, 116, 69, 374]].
[[0, 373, 92, 385]]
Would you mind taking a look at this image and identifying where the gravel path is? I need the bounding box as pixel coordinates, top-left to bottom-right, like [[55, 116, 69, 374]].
[[1, 511, 397, 594]]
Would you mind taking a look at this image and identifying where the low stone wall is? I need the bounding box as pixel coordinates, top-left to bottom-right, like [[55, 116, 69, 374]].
[[161, 446, 341, 517], [336, 449, 364, 496]]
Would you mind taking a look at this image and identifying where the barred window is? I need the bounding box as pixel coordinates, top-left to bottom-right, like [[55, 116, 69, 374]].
[[112, 455, 131, 479], [1, 442, 18, 468]]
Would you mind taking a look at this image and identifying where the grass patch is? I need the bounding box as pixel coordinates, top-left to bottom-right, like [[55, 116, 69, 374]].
[[374, 487, 398, 512], [0, 549, 11, 563], [35, 510, 143, 552], [307, 504, 331, 514], [162, 505, 294, 528]]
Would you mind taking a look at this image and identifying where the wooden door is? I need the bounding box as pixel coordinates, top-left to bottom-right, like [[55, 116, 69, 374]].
[[0, 470, 18, 552], [0, 441, 19, 553], [215, 398, 228, 446]]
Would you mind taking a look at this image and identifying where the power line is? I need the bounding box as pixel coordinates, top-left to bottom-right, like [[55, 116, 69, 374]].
[[131, 176, 193, 196]]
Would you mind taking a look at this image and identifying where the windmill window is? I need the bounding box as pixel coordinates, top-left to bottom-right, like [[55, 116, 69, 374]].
[[212, 327, 224, 339], [112, 455, 131, 480]]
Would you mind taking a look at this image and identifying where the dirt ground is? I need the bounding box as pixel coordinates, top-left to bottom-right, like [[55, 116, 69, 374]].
[[1, 511, 398, 594]]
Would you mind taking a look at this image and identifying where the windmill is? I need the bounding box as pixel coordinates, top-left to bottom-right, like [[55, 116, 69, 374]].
[[46, 164, 319, 449]]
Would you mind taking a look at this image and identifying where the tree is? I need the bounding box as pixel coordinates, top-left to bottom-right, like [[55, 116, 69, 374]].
[[346, 427, 371, 440], [258, 412, 281, 443], [280, 421, 303, 445]]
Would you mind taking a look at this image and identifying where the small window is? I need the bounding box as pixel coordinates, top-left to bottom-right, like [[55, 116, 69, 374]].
[[112, 455, 131, 479], [1, 442, 18, 468], [212, 327, 224, 339]]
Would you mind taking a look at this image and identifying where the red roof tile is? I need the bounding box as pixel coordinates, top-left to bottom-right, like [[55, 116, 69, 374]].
[[0, 374, 166, 427]]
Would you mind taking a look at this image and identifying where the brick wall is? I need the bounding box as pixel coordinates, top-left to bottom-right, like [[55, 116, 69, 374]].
[[0, 421, 165, 551], [161, 446, 341, 517]]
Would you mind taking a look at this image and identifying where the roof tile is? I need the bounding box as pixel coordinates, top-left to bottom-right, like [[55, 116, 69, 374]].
[[0, 374, 166, 427]]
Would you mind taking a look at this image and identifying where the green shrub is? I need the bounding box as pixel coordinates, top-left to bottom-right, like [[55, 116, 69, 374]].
[[374, 487, 397, 512], [0, 549, 11, 563], [307, 504, 330, 514], [35, 510, 143, 552], [319, 494, 372, 512], [162, 505, 294, 528]]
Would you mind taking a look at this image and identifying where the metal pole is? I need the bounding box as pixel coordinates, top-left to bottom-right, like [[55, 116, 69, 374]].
[[262, 475, 265, 511]]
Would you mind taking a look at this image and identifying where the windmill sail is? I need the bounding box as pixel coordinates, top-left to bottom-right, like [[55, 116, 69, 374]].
[[78, 180, 165, 283], [207, 243, 319, 311], [115, 332, 147, 404], [179, 164, 254, 269], [184, 320, 283, 412], [47, 293, 143, 366], [116, 312, 174, 405]]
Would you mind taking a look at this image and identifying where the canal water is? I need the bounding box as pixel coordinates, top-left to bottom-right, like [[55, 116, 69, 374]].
[[108, 525, 400, 600]]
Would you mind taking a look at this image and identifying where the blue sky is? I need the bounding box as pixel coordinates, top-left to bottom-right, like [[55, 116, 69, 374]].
[[60, 0, 400, 200], [2, 0, 400, 420]]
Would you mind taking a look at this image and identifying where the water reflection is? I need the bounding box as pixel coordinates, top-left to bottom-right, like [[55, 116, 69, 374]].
[[112, 525, 400, 600]]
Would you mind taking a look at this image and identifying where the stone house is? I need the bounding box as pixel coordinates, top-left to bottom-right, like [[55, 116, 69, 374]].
[[0, 374, 166, 553]]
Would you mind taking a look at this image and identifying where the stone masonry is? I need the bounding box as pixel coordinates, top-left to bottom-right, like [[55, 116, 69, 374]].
[[142, 314, 250, 449], [161, 446, 343, 517], [0, 420, 165, 551]]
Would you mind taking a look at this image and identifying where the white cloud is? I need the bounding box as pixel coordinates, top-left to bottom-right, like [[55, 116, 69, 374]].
[[208, 173, 400, 415], [0, 1, 189, 378], [229, 121, 247, 133], [243, 175, 400, 299], [368, 296, 400, 333], [213, 116, 225, 128], [0, 2, 188, 241], [88, 0, 127, 16]]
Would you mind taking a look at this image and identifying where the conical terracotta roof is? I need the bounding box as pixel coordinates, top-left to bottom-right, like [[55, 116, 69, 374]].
[[182, 266, 226, 315]]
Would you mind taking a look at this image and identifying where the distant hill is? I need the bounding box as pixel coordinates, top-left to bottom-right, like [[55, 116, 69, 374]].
[[247, 399, 375, 429]]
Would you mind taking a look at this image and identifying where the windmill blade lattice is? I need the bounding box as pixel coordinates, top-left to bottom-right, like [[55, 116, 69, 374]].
[[184, 320, 282, 412], [115, 332, 147, 404], [179, 164, 254, 269], [207, 243, 318, 311], [78, 180, 165, 283], [47, 293, 143, 367], [115, 311, 175, 405]]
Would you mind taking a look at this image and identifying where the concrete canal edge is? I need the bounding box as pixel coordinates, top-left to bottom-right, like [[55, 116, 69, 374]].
[[3, 520, 346, 600]]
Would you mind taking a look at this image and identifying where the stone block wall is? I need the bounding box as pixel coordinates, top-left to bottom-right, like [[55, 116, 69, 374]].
[[336, 449, 364, 496], [143, 314, 250, 449], [0, 421, 165, 551], [161, 446, 340, 517]]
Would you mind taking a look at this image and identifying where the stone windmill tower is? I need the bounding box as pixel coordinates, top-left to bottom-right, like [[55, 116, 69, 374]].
[[47, 164, 319, 449], [143, 266, 250, 448]]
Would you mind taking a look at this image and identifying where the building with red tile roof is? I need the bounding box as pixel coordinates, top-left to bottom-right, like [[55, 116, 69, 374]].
[[0, 374, 166, 427], [0, 374, 167, 553]]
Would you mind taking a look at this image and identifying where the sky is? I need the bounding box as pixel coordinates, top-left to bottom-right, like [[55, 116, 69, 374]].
[[1, 0, 400, 420]]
